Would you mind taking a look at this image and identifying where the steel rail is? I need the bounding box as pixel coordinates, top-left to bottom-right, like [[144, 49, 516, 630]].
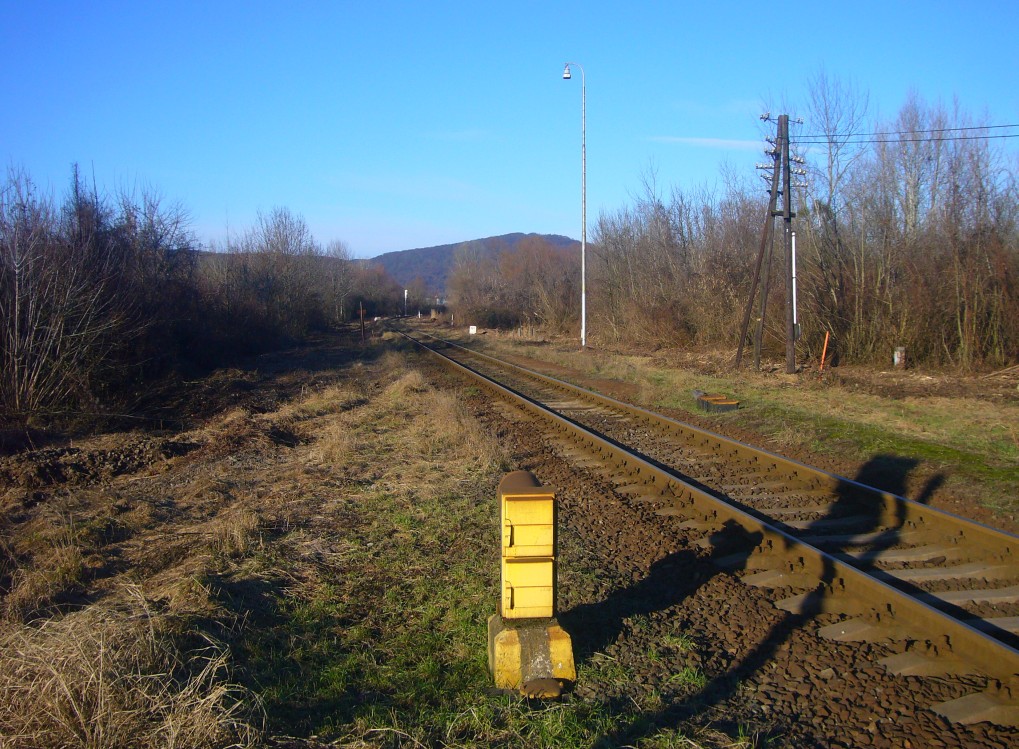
[[415, 330, 1018, 561], [401, 329, 1019, 722]]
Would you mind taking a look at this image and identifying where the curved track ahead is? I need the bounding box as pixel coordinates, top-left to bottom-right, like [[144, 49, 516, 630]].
[[403, 329, 1019, 727]]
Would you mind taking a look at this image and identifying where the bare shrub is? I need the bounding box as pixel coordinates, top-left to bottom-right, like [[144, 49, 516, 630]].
[[0, 166, 202, 426], [0, 169, 121, 422], [0, 592, 261, 749]]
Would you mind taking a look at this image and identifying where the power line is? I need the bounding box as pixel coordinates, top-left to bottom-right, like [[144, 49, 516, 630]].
[[794, 132, 1019, 146], [796, 123, 1019, 139]]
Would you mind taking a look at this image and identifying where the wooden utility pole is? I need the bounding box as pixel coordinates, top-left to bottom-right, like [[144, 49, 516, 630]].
[[754, 211, 777, 370], [735, 117, 782, 369], [735, 114, 798, 373], [780, 115, 797, 374]]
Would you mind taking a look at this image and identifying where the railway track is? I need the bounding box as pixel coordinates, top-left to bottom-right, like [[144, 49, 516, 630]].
[[401, 328, 1019, 728]]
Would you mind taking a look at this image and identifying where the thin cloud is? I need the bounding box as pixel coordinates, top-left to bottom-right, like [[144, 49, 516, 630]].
[[648, 136, 764, 151]]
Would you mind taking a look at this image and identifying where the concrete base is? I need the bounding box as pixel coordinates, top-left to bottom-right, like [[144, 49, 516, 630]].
[[488, 613, 576, 697]]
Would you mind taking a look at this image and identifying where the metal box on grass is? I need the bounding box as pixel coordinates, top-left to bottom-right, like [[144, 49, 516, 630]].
[[501, 556, 554, 619], [499, 471, 556, 619]]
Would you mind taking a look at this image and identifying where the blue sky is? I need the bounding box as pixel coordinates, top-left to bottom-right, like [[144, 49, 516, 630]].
[[3, 1, 1017, 257]]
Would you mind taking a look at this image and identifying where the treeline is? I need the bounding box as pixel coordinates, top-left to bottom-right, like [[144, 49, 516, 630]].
[[448, 235, 578, 332], [451, 85, 1019, 369], [0, 167, 405, 428]]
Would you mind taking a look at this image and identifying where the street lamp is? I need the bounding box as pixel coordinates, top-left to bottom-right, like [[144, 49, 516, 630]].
[[562, 62, 586, 348]]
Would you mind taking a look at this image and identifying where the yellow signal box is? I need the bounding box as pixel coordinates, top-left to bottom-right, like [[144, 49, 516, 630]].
[[499, 471, 556, 619], [501, 485, 555, 558], [489, 471, 575, 695], [501, 557, 554, 619]]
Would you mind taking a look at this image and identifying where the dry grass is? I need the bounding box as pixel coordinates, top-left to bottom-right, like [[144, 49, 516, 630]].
[[0, 589, 261, 749], [3, 519, 84, 622], [0, 339, 513, 747], [379, 367, 429, 409], [275, 382, 367, 423], [416, 388, 505, 469], [304, 419, 353, 466], [211, 509, 262, 560], [362, 370, 506, 498]]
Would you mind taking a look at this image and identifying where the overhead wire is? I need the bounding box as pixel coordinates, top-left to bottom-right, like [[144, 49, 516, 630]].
[[794, 133, 1019, 146], [795, 123, 1019, 139], [792, 122, 1019, 146]]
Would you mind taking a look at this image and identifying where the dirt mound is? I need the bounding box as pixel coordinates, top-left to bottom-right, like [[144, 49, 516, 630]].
[[0, 436, 201, 490]]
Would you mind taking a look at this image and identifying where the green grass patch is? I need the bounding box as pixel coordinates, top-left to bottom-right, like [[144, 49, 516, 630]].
[[235, 504, 706, 746], [735, 399, 1019, 502], [668, 667, 709, 691], [236, 481, 731, 746]]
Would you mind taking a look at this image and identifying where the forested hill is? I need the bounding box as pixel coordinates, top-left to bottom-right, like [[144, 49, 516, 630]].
[[369, 233, 578, 294]]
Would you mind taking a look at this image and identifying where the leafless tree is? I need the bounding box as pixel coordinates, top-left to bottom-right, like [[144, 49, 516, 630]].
[[0, 169, 124, 422], [321, 239, 354, 324]]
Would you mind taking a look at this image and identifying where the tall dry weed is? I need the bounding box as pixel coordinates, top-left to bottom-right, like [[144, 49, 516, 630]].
[[418, 389, 503, 469], [212, 509, 261, 559], [305, 421, 353, 467], [0, 534, 16, 585], [0, 590, 261, 749], [3, 522, 84, 622], [380, 370, 427, 409]]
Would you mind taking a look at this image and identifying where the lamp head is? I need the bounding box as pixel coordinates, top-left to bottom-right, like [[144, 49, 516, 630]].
[[562, 63, 571, 80]]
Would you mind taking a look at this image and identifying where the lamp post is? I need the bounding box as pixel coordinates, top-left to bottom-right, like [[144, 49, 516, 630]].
[[562, 62, 586, 348]]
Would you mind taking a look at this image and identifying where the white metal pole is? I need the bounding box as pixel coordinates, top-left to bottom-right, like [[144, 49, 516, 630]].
[[564, 62, 587, 349], [791, 230, 798, 329], [581, 65, 586, 349]]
